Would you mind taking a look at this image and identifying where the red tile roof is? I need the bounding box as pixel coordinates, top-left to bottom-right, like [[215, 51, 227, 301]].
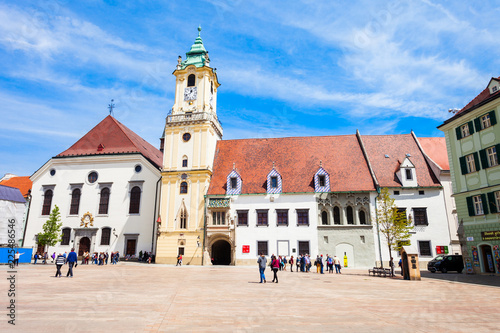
[[56, 115, 163, 169], [208, 135, 376, 195], [457, 77, 500, 115], [361, 134, 440, 188], [0, 176, 32, 198], [418, 137, 449, 171]]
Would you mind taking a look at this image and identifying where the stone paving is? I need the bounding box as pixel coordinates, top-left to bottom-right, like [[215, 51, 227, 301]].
[[1, 262, 499, 332]]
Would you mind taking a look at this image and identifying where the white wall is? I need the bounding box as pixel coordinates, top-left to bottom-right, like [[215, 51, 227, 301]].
[[24, 154, 160, 256], [0, 200, 25, 246]]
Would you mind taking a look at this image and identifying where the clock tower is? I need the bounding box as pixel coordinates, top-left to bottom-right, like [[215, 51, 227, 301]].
[[156, 27, 222, 265]]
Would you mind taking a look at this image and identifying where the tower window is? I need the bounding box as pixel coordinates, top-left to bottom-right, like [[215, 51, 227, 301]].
[[187, 74, 195, 87], [211, 81, 213, 94], [180, 208, 187, 229], [180, 181, 188, 194], [182, 158, 188, 168]]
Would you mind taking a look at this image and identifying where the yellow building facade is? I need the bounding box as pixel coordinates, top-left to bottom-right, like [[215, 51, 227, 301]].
[[155, 28, 222, 265]]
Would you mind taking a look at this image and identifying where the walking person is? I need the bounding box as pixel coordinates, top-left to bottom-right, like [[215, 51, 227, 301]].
[[66, 248, 77, 278], [33, 252, 38, 264], [271, 255, 280, 283], [55, 253, 65, 278], [333, 255, 342, 274], [176, 254, 182, 266], [289, 256, 294, 272], [257, 253, 267, 283]]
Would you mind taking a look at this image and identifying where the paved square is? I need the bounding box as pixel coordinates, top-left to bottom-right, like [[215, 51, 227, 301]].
[[1, 262, 499, 332]]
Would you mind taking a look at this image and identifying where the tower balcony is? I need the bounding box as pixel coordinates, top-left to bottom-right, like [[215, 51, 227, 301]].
[[166, 111, 222, 136]]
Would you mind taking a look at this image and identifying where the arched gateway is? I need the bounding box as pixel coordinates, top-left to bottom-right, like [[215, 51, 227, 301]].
[[78, 237, 90, 256], [211, 240, 231, 265]]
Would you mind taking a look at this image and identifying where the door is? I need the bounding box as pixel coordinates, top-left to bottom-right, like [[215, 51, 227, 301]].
[[126, 239, 137, 256], [78, 237, 90, 256], [480, 245, 495, 273]]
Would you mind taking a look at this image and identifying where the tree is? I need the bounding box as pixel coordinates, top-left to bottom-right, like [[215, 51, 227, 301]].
[[38, 205, 63, 251], [376, 188, 413, 264]]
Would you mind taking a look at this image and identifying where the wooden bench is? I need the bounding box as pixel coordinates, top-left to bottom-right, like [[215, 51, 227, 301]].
[[368, 267, 393, 277]]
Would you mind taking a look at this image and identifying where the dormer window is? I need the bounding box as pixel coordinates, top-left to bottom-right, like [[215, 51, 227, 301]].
[[405, 169, 413, 180], [493, 86, 498, 93], [271, 176, 278, 188], [314, 167, 330, 193], [398, 157, 417, 187], [230, 177, 237, 189], [266, 168, 282, 194], [226, 169, 242, 195]]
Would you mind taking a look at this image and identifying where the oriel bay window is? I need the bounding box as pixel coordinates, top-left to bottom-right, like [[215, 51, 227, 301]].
[[212, 211, 226, 225]]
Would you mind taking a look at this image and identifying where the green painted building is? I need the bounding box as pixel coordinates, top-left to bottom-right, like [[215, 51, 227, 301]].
[[439, 77, 500, 274]]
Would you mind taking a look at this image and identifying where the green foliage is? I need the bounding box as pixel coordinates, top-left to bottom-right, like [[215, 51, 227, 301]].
[[38, 205, 63, 248], [376, 188, 414, 257]]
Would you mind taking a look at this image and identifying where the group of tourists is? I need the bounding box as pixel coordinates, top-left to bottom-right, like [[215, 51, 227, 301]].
[[138, 251, 153, 263], [54, 248, 78, 278], [257, 253, 343, 283], [32, 252, 49, 264]]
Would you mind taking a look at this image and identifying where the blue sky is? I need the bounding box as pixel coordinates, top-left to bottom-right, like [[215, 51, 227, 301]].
[[1, 0, 500, 176]]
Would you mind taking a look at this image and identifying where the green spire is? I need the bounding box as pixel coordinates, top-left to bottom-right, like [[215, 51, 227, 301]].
[[180, 26, 209, 69]]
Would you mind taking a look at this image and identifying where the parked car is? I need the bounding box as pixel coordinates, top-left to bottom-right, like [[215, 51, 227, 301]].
[[427, 255, 464, 273]]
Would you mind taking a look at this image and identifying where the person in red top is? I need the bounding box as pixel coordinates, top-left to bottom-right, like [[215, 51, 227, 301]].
[[271, 255, 280, 283]]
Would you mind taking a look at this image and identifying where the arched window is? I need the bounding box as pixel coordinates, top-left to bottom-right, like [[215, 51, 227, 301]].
[[211, 81, 213, 94], [61, 228, 71, 245], [321, 211, 328, 225], [180, 208, 187, 229], [359, 210, 367, 225], [129, 186, 141, 214], [99, 188, 110, 215], [42, 189, 53, 215], [346, 206, 354, 224], [333, 206, 341, 225], [187, 74, 196, 87], [101, 227, 111, 245], [69, 188, 81, 215], [180, 182, 188, 194]]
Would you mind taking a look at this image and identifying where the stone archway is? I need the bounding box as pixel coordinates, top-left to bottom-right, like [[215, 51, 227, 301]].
[[211, 239, 231, 265], [79, 237, 90, 256]]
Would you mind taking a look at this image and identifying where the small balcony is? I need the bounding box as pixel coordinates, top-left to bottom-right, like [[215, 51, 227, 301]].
[[166, 111, 222, 136]]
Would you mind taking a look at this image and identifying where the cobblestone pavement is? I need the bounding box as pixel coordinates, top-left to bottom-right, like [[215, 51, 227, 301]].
[[1, 262, 499, 332]]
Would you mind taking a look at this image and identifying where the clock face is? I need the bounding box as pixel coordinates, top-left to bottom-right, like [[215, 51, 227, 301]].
[[184, 87, 197, 101]]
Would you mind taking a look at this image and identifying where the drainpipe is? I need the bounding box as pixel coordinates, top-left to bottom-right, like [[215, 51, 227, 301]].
[[151, 177, 161, 255], [375, 187, 383, 268], [202, 194, 207, 266], [21, 191, 32, 248]]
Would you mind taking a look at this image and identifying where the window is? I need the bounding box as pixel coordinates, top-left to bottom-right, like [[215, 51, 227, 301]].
[[461, 124, 470, 137], [298, 241, 310, 256], [257, 210, 268, 226], [257, 241, 268, 256], [61, 228, 71, 245], [50, 169, 56, 176], [212, 211, 225, 225], [359, 210, 367, 225], [419, 190, 425, 195], [346, 206, 354, 225], [187, 74, 195, 87], [180, 181, 188, 194], [270, 176, 278, 188], [473, 195, 484, 215], [182, 158, 188, 168], [487, 146, 498, 167], [405, 169, 413, 180], [42, 189, 53, 216], [394, 191, 400, 195], [466, 154, 477, 173], [129, 186, 141, 214], [230, 177, 237, 189], [324, 236, 329, 243], [179, 208, 187, 229], [297, 209, 309, 226], [88, 171, 98, 184], [418, 241, 432, 257], [460, 152, 481, 174], [99, 187, 110, 215], [237, 210, 248, 226], [481, 114, 491, 129], [69, 188, 81, 215], [493, 191, 500, 213], [101, 227, 111, 245], [182, 133, 191, 142], [360, 235, 365, 243], [318, 175, 326, 187], [178, 247, 185, 256], [321, 211, 328, 225], [135, 165, 142, 173], [277, 209, 288, 226], [413, 208, 428, 226], [333, 206, 341, 225]]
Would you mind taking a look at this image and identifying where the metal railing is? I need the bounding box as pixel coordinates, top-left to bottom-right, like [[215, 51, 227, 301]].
[[166, 112, 222, 134]]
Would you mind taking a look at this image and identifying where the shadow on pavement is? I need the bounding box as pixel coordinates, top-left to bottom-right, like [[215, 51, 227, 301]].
[[420, 271, 500, 287]]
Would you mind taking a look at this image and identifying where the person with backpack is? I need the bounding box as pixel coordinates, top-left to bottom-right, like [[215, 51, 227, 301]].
[[55, 253, 66, 278], [327, 255, 334, 273]]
